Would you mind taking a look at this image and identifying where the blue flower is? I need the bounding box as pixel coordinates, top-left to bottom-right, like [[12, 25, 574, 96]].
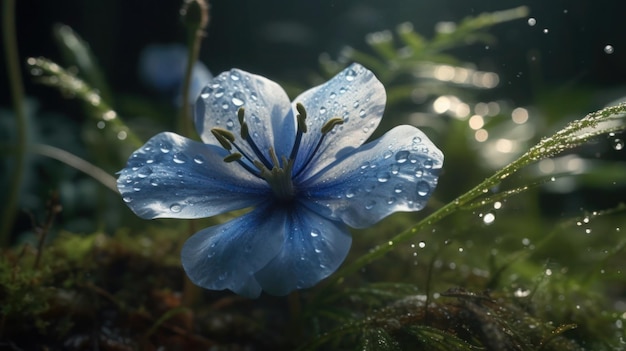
[[117, 63, 444, 298]]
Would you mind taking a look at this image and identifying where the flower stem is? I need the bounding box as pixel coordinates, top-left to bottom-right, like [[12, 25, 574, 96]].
[[1, 0, 27, 247], [178, 0, 209, 137]]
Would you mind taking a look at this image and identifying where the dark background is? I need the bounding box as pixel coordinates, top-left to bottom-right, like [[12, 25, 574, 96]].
[[5, 0, 626, 110]]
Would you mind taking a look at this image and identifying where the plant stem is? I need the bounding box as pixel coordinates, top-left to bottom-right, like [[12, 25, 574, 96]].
[[1, 0, 27, 247]]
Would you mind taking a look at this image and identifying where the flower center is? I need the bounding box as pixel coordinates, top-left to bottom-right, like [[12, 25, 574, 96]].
[[211, 104, 344, 201]]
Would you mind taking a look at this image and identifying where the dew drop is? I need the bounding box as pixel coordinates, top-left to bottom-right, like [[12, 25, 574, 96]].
[[611, 138, 624, 150], [330, 92, 337, 99], [214, 87, 225, 98], [360, 161, 370, 169], [543, 28, 549, 34], [319, 106, 327, 114], [483, 212, 496, 225], [137, 166, 153, 178], [353, 101, 360, 108], [377, 172, 390, 183], [226, 119, 235, 129], [359, 109, 366, 118], [386, 197, 396, 205], [527, 18, 536, 26], [170, 204, 182, 213], [193, 155, 205, 164], [362, 127, 369, 133], [310, 229, 320, 237], [415, 169, 423, 177], [408, 153, 419, 164], [159, 142, 172, 153], [345, 68, 357, 81], [365, 200, 376, 210], [123, 196, 132, 203], [250, 92, 258, 101], [395, 150, 410, 163], [345, 190, 355, 198], [149, 178, 158, 186], [232, 92, 245, 106], [173, 153, 187, 164], [394, 185, 403, 194], [390, 164, 400, 175], [383, 150, 393, 159], [230, 71, 241, 81], [416, 181, 430, 197], [423, 159, 434, 169]]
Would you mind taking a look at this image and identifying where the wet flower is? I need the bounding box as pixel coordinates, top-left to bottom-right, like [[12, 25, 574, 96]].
[[117, 63, 443, 298]]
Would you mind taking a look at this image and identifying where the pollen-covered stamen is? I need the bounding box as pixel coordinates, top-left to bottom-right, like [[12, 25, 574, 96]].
[[289, 102, 308, 160], [238, 108, 272, 169]]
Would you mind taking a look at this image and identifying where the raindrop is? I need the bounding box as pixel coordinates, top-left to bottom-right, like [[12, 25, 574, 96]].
[[527, 18, 536, 26], [123, 196, 132, 203], [418, 241, 426, 248], [149, 178, 158, 186], [193, 155, 205, 164], [412, 136, 422, 144], [170, 204, 182, 213], [611, 138, 624, 150], [250, 92, 258, 101], [230, 71, 241, 81], [330, 92, 337, 99], [353, 101, 360, 108], [408, 153, 419, 164], [386, 197, 396, 205], [173, 153, 187, 164], [415, 169, 423, 177], [310, 229, 320, 237], [214, 87, 225, 98], [345, 68, 357, 81], [377, 172, 390, 183], [394, 185, 403, 193], [221, 101, 230, 110], [383, 150, 393, 159], [319, 106, 327, 114], [345, 190, 355, 198], [159, 142, 172, 153], [232, 92, 245, 106], [416, 181, 430, 196], [362, 127, 369, 133], [359, 109, 366, 118], [543, 28, 549, 34], [395, 151, 410, 163], [390, 164, 400, 175], [360, 162, 370, 169], [483, 212, 496, 225], [423, 159, 434, 169], [604, 45, 615, 54], [226, 119, 235, 129], [137, 166, 153, 178], [365, 200, 376, 210], [339, 87, 346, 94]]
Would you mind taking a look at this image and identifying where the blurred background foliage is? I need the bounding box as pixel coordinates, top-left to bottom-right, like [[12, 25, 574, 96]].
[[1, 0, 626, 349]]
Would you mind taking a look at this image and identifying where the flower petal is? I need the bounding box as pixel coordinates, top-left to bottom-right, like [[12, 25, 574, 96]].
[[181, 203, 285, 298], [255, 205, 352, 296], [292, 63, 386, 179], [300, 125, 444, 228], [117, 132, 268, 219], [194, 69, 296, 162]]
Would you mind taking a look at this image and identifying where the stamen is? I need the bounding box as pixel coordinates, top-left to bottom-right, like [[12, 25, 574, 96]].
[[211, 128, 235, 150], [290, 102, 308, 160], [237, 108, 272, 169], [223, 153, 242, 162], [321, 117, 344, 134], [293, 116, 344, 178]]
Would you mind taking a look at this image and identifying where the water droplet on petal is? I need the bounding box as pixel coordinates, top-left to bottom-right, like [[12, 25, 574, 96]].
[[310, 229, 320, 237], [232, 92, 245, 106], [383, 150, 393, 159], [150, 178, 158, 186], [365, 200, 376, 210], [137, 166, 153, 178], [319, 106, 327, 114], [214, 87, 225, 98], [170, 204, 182, 213], [409, 154, 419, 164], [390, 164, 400, 175], [612, 138, 624, 150], [412, 136, 422, 144], [226, 119, 235, 129], [415, 169, 423, 177], [359, 109, 366, 118], [394, 185, 403, 193], [353, 101, 360, 108], [123, 196, 133, 203], [386, 197, 396, 205], [395, 151, 410, 163], [230, 71, 241, 81], [423, 159, 434, 169], [345, 68, 357, 81], [159, 142, 172, 153], [193, 155, 205, 164], [416, 181, 430, 196], [345, 190, 355, 198], [221, 101, 229, 110], [330, 92, 336, 99], [173, 153, 188, 164], [377, 172, 390, 183]]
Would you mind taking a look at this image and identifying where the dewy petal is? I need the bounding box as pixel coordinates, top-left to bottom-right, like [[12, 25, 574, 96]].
[[300, 125, 444, 228], [291, 63, 386, 179], [181, 203, 285, 298], [194, 69, 296, 161], [117, 132, 268, 219], [255, 205, 352, 296]]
